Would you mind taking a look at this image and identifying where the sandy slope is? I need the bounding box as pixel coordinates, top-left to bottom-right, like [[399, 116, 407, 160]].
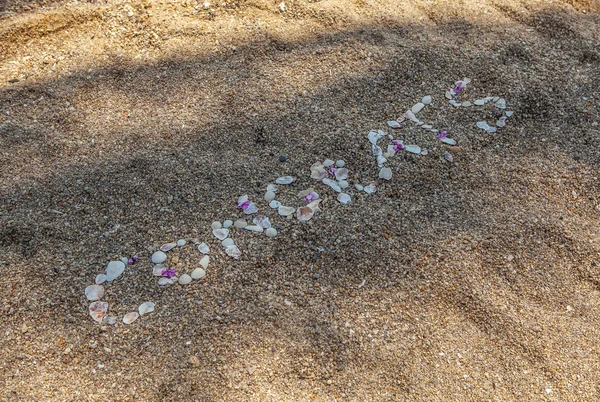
[[1, 0, 600, 400]]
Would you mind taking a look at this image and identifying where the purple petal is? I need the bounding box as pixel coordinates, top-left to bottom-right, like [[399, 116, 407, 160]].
[[127, 258, 134, 265], [238, 200, 251, 210], [436, 130, 447, 139], [132, 255, 139, 261]]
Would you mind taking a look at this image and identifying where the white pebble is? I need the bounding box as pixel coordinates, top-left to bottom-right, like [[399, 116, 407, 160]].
[[264, 191, 276, 201], [338, 180, 349, 189], [335, 160, 345, 167], [323, 159, 335, 167], [177, 239, 186, 247], [178, 274, 192, 285], [234, 219, 248, 228], [211, 221, 222, 230], [422, 95, 432, 105], [151, 251, 167, 264], [355, 184, 364, 191], [223, 220, 233, 228], [265, 228, 278, 238], [221, 238, 234, 247], [200, 255, 210, 269], [191, 268, 206, 280]]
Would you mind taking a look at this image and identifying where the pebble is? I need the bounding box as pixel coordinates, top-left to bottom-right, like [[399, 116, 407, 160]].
[[335, 168, 348, 180], [444, 152, 454, 162], [278, 205, 296, 216], [225, 245, 242, 259], [275, 176, 295, 185], [212, 228, 229, 240], [505, 111, 513, 117], [267, 184, 278, 192], [495, 98, 506, 109], [387, 120, 401, 129], [476, 121, 490, 131], [152, 251, 167, 264], [355, 184, 364, 191], [211, 221, 222, 230], [422, 95, 432, 105], [379, 167, 392, 180], [223, 220, 233, 228], [279, 155, 287, 162], [264, 191, 276, 201], [323, 178, 342, 192], [160, 242, 177, 252], [411, 102, 425, 114], [105, 261, 125, 281], [158, 278, 170, 286], [269, 200, 281, 209], [441, 137, 457, 145], [123, 312, 139, 324], [171, 256, 179, 264], [323, 159, 335, 166], [253, 215, 271, 229], [265, 228, 278, 238], [405, 145, 422, 154], [200, 255, 209, 269], [234, 219, 248, 228], [178, 274, 192, 285], [336, 160, 345, 167], [197, 243, 210, 254], [338, 180, 349, 189], [245, 225, 264, 232], [337, 193, 351, 205], [222, 238, 234, 247], [473, 99, 485, 106], [364, 184, 376, 194], [462, 101, 472, 107], [177, 239, 187, 247], [191, 268, 206, 279], [138, 302, 155, 316], [95, 274, 107, 285]]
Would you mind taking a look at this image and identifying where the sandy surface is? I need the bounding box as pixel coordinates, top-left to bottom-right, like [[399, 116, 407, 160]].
[[1, 0, 600, 400]]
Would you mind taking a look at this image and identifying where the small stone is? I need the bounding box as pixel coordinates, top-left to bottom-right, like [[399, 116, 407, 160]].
[[411, 103, 425, 114], [212, 228, 229, 240], [323, 178, 341, 192], [379, 167, 392, 180], [264, 191, 276, 201], [160, 242, 177, 252], [234, 219, 248, 228], [200, 255, 209, 269], [335, 160, 345, 167], [138, 302, 155, 316], [422, 125, 432, 129], [279, 155, 287, 162], [222, 238, 234, 247], [85, 285, 105, 301], [387, 120, 401, 129], [473, 99, 485, 106], [245, 225, 264, 232], [444, 152, 454, 162], [123, 312, 139, 324], [323, 159, 335, 167], [275, 176, 294, 185], [152, 251, 167, 264], [495, 99, 506, 109], [95, 274, 107, 285], [225, 245, 242, 259], [191, 268, 206, 279], [364, 184, 376, 194], [158, 278, 170, 286], [197, 243, 210, 254], [337, 193, 351, 205], [105, 261, 125, 281], [223, 220, 233, 228], [441, 137, 457, 145], [422, 95, 432, 105], [171, 256, 179, 264], [462, 101, 472, 107], [267, 184, 278, 192], [269, 200, 281, 209], [177, 239, 187, 247], [335, 168, 348, 180], [278, 205, 296, 216], [188, 356, 200, 366], [505, 111, 513, 117], [211, 221, 222, 230], [355, 184, 364, 191], [179, 274, 192, 285], [405, 145, 421, 154], [338, 180, 349, 189], [476, 121, 490, 131], [266, 228, 278, 238]]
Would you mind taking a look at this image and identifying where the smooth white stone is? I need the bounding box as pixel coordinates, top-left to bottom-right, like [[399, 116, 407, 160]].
[[404, 110, 419, 122], [405, 145, 421, 154], [191, 268, 206, 279], [253, 215, 271, 229], [445, 91, 453, 99], [335, 160, 345, 167], [178, 274, 192, 285], [244, 203, 258, 214], [95, 274, 107, 285], [264, 191, 276, 201], [138, 302, 155, 316], [200, 255, 210, 269], [411, 103, 425, 114], [441, 137, 457, 145], [505, 111, 513, 117], [123, 312, 139, 325], [158, 278, 170, 286], [275, 176, 294, 185], [338, 180, 349, 189], [476, 121, 490, 131], [211, 221, 222, 230], [379, 167, 392, 180], [151, 251, 167, 264], [421, 150, 428, 156], [387, 120, 401, 129], [322, 178, 341, 192], [153, 265, 165, 276], [474, 99, 485, 106], [177, 239, 187, 247], [495, 99, 506, 109], [364, 184, 376, 194], [269, 200, 281, 209], [234, 219, 248, 228], [462, 101, 472, 107], [337, 193, 351, 205], [85, 284, 105, 301], [355, 184, 364, 191], [265, 228, 278, 238], [212, 229, 229, 240], [368, 130, 385, 145], [277, 206, 296, 216], [267, 184, 278, 192], [377, 155, 387, 167], [223, 220, 233, 228], [221, 238, 234, 247], [197, 243, 210, 254], [422, 124, 432, 129], [105, 261, 125, 281], [335, 168, 348, 180], [387, 144, 396, 157], [225, 245, 242, 259], [323, 159, 335, 167], [245, 225, 264, 232], [160, 242, 177, 252], [422, 95, 432, 105]]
